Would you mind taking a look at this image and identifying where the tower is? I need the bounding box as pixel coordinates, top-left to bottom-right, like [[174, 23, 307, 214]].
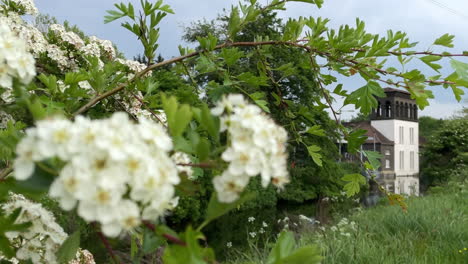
[[370, 88, 419, 195]]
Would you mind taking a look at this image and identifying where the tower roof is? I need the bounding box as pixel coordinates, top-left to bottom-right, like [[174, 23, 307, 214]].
[[383, 88, 411, 95]]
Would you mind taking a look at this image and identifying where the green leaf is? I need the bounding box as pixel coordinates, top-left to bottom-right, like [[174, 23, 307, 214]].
[[450, 59, 468, 82], [162, 95, 193, 138], [104, 9, 126, 24], [450, 85, 465, 101], [363, 150, 383, 170], [227, 7, 241, 38], [280, 246, 322, 264], [142, 228, 164, 254], [307, 145, 322, 167], [420, 55, 442, 72], [346, 129, 367, 154], [305, 125, 325, 137], [163, 226, 215, 264], [267, 231, 295, 264], [433, 33, 454, 48], [199, 192, 256, 231], [289, 0, 324, 8], [56, 231, 80, 263], [341, 173, 366, 197], [344, 81, 385, 115], [220, 48, 244, 67]]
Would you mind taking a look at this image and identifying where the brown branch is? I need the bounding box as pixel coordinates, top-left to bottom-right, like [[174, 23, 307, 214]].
[[142, 221, 187, 246], [129, 92, 167, 126], [73, 40, 317, 116], [73, 38, 464, 117], [95, 227, 122, 264], [351, 48, 468, 57], [347, 59, 457, 86]]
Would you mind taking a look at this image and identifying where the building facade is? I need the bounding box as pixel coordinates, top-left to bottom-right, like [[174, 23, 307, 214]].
[[344, 88, 420, 196]]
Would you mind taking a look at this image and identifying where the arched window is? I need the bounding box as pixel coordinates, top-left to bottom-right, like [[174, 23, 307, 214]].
[[413, 105, 418, 120], [409, 104, 414, 119], [395, 102, 400, 117], [400, 102, 405, 117], [385, 101, 392, 118], [404, 103, 409, 118], [377, 101, 381, 117]]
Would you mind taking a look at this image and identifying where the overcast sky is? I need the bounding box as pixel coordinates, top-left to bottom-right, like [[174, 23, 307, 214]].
[[34, 0, 468, 119]]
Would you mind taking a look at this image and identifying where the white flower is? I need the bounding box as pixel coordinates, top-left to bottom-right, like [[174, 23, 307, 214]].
[[226, 242, 232, 248], [248, 216, 255, 222], [2, 193, 67, 264], [0, 16, 36, 99], [211, 94, 289, 202], [213, 171, 250, 203], [249, 232, 256, 238], [13, 112, 180, 237], [171, 152, 194, 179], [259, 228, 265, 234], [330, 226, 338, 232], [262, 221, 268, 227]]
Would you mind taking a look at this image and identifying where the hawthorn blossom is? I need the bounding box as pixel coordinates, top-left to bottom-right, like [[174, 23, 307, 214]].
[[2, 193, 68, 264], [0, 16, 36, 99], [7, 0, 38, 15], [13, 113, 180, 237], [211, 94, 289, 203]]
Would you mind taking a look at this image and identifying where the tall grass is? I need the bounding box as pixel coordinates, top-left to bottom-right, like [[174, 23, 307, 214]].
[[224, 185, 468, 263]]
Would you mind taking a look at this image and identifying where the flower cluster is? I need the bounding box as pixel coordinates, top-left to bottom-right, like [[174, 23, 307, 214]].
[[13, 113, 181, 237], [88, 36, 116, 59], [211, 94, 289, 203], [320, 217, 357, 239], [0, 16, 36, 102], [50, 24, 85, 49], [7, 0, 38, 15], [1, 193, 68, 263], [115, 58, 151, 78]]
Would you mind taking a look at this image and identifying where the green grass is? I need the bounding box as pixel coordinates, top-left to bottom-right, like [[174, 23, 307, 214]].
[[224, 185, 468, 264]]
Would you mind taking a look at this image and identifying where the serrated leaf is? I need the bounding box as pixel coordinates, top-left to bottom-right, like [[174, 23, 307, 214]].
[[450, 85, 465, 101], [346, 129, 367, 154], [306, 125, 325, 137], [420, 55, 442, 72], [363, 150, 383, 170], [307, 145, 322, 167], [450, 59, 468, 82], [344, 81, 385, 115], [433, 33, 454, 48], [56, 231, 80, 263], [341, 173, 366, 197]]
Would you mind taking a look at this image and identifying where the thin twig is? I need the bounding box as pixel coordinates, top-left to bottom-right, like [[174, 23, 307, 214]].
[[129, 92, 167, 126], [142, 221, 187, 246], [95, 227, 122, 264], [72, 40, 317, 116]]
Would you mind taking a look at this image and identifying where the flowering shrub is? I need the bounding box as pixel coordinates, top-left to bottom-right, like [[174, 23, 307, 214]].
[[0, 0, 467, 262]]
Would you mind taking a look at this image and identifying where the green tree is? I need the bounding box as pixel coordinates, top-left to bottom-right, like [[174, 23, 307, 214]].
[[422, 117, 468, 187], [419, 116, 445, 140]]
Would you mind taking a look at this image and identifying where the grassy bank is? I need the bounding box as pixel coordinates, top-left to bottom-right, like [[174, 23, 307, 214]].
[[225, 182, 468, 263]]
